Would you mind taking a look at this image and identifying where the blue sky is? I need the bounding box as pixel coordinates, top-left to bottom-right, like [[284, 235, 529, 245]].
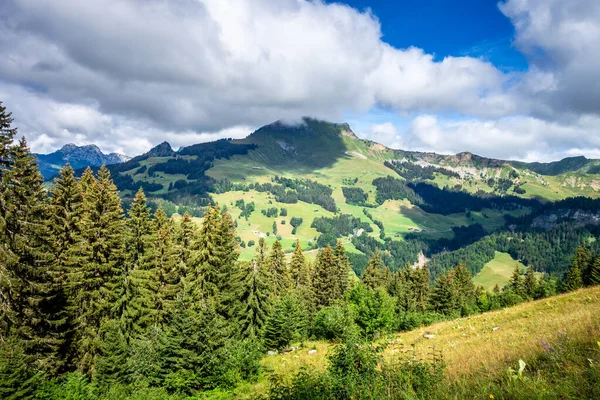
[[1, 0, 599, 162], [337, 0, 528, 70]]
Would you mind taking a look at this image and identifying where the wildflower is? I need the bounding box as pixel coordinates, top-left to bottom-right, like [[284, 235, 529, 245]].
[[489, 395, 495, 399]]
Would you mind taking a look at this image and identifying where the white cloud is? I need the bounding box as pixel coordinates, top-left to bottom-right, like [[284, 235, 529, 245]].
[[368, 114, 600, 162], [0, 0, 598, 160]]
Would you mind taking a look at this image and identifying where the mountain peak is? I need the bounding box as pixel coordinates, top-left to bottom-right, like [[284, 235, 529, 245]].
[[145, 141, 174, 157]]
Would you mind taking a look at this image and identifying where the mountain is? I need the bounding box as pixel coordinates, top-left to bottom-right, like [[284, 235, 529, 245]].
[[36, 143, 130, 180], [64, 118, 600, 283]]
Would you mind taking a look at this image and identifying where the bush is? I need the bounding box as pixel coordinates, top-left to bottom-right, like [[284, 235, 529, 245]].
[[347, 285, 395, 337], [248, 240, 255, 247], [313, 302, 358, 341]]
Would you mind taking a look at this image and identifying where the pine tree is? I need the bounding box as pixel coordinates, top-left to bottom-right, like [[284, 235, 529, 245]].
[[431, 273, 458, 315], [452, 263, 475, 315], [411, 266, 430, 312], [509, 265, 525, 297], [151, 206, 180, 324], [391, 267, 417, 313], [72, 165, 126, 375], [573, 244, 594, 286], [589, 257, 600, 286], [268, 239, 290, 294], [46, 164, 86, 372], [230, 261, 272, 339], [312, 245, 338, 307], [564, 256, 584, 292], [524, 267, 538, 298], [175, 211, 199, 279], [254, 237, 268, 267], [263, 294, 304, 351], [0, 337, 42, 400], [362, 248, 389, 290], [215, 210, 240, 315], [3, 138, 54, 369], [289, 240, 309, 287], [94, 320, 130, 389], [188, 205, 227, 306], [115, 188, 157, 340], [333, 240, 351, 297]]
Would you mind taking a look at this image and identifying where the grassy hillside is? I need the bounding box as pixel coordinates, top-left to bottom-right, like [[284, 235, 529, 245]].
[[473, 251, 526, 291], [230, 285, 600, 398]]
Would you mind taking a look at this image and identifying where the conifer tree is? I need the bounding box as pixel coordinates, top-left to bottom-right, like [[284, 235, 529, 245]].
[[254, 237, 268, 267], [589, 257, 600, 286], [409, 265, 430, 312], [176, 211, 199, 278], [431, 273, 458, 315], [312, 245, 338, 307], [563, 256, 584, 292], [188, 205, 228, 306], [94, 320, 130, 389], [573, 244, 594, 286], [362, 248, 389, 290], [46, 164, 85, 371], [73, 165, 126, 375], [115, 188, 157, 340], [524, 267, 538, 298], [3, 138, 54, 369], [509, 265, 525, 297], [391, 267, 417, 313], [215, 210, 240, 314], [230, 261, 272, 339], [452, 263, 475, 315], [263, 294, 304, 351], [151, 206, 180, 323], [333, 240, 351, 297], [268, 239, 290, 294], [290, 240, 309, 287]]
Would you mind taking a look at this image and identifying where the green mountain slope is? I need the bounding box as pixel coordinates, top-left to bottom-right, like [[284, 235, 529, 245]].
[[68, 118, 600, 289]]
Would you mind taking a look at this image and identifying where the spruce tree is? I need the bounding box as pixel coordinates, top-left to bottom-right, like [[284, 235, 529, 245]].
[[230, 261, 272, 339], [3, 138, 54, 369], [524, 267, 538, 298], [175, 211, 199, 279], [215, 210, 240, 314], [452, 263, 475, 315], [289, 240, 309, 287], [563, 256, 584, 292], [115, 188, 157, 340], [46, 164, 86, 372], [589, 257, 600, 286], [509, 265, 525, 297], [263, 294, 304, 351], [312, 245, 338, 307], [333, 240, 351, 297], [94, 320, 130, 389], [573, 244, 594, 286], [151, 206, 180, 324], [268, 239, 290, 295], [72, 165, 126, 375], [362, 248, 389, 290], [188, 205, 227, 306], [431, 273, 458, 315], [254, 237, 268, 267]]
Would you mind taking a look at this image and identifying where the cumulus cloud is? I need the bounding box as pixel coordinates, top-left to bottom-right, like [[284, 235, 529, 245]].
[[0, 0, 598, 160], [0, 0, 514, 154], [365, 114, 600, 162]]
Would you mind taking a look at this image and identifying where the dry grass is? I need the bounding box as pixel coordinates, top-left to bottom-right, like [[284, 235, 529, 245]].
[[242, 286, 600, 397]]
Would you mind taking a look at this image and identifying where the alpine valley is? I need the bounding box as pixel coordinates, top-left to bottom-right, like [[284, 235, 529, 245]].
[[46, 117, 600, 285]]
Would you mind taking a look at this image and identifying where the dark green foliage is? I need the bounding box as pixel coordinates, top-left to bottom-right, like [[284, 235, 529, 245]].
[[290, 241, 309, 287], [94, 320, 130, 389], [590, 257, 600, 286], [361, 248, 390, 290], [342, 187, 368, 206], [268, 240, 290, 295], [231, 261, 272, 339], [384, 160, 459, 181], [290, 217, 303, 234], [0, 338, 42, 400], [312, 246, 339, 308], [372, 176, 422, 205], [313, 302, 358, 341], [348, 284, 395, 337], [311, 213, 372, 247], [264, 294, 306, 351], [430, 273, 459, 316]]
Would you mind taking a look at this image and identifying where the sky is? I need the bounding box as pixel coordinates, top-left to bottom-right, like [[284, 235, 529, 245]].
[[1, 0, 599, 162]]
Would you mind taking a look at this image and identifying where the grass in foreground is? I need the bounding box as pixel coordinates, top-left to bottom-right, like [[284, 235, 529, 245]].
[[232, 286, 600, 398]]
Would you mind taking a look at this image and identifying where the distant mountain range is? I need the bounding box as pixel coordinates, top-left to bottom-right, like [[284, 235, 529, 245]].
[[35, 143, 130, 180]]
